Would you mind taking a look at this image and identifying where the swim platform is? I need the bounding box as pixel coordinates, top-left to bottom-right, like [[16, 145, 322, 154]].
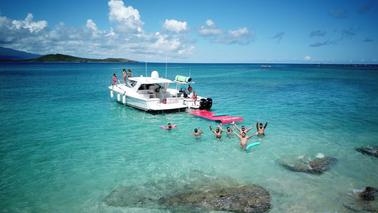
[[190, 110, 243, 124]]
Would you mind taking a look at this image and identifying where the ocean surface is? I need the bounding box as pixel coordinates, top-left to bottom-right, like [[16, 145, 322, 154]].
[[0, 63, 377, 212]]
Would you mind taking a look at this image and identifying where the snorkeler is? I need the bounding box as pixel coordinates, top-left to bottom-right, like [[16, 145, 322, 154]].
[[193, 128, 203, 137], [256, 122, 268, 136], [234, 131, 255, 150], [209, 125, 222, 139]]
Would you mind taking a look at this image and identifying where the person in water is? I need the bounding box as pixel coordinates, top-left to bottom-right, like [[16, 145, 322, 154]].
[[161, 122, 175, 130], [232, 122, 253, 134], [122, 69, 127, 84], [234, 131, 255, 150], [226, 127, 233, 137], [256, 122, 268, 136], [209, 125, 222, 139], [112, 73, 118, 85], [193, 128, 203, 137]]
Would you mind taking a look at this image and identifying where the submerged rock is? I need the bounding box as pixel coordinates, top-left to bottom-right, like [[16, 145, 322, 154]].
[[159, 185, 271, 213], [343, 187, 378, 212], [359, 187, 377, 201], [104, 172, 271, 212], [103, 185, 161, 208], [278, 153, 337, 174], [356, 146, 378, 158]]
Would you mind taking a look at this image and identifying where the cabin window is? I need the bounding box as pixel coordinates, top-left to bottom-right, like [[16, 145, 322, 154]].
[[137, 84, 162, 92], [138, 84, 153, 91]]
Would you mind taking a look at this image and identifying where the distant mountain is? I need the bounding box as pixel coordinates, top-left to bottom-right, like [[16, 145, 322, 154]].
[[0, 47, 138, 63], [27, 54, 137, 63], [0, 47, 40, 60]]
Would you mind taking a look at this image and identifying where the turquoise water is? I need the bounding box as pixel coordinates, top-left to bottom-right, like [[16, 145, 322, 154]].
[[0, 63, 378, 212]]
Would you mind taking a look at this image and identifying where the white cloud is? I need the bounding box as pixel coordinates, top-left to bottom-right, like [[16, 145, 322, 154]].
[[0, 7, 194, 60], [199, 19, 222, 36], [108, 0, 143, 33], [304, 55, 312, 61], [229, 27, 248, 38], [225, 27, 251, 44], [86, 19, 97, 32], [150, 32, 193, 56], [163, 19, 187, 33], [105, 27, 116, 38], [199, 19, 251, 45], [11, 13, 47, 33], [153, 32, 180, 51], [0, 1, 256, 61], [206, 19, 214, 27]]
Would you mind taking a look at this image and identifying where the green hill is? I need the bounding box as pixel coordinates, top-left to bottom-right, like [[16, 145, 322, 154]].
[[27, 54, 137, 63]]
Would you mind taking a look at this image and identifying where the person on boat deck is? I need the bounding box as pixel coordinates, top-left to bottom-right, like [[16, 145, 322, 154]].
[[180, 87, 188, 98], [209, 125, 223, 139], [187, 84, 193, 94], [193, 128, 203, 137], [234, 131, 255, 150], [256, 122, 268, 136], [112, 73, 118, 85], [191, 91, 198, 105], [232, 122, 253, 134], [127, 69, 132, 78], [122, 69, 127, 84]]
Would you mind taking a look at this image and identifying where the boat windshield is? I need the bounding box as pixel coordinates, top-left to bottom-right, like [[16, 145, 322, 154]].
[[137, 84, 162, 91], [128, 80, 137, 87]]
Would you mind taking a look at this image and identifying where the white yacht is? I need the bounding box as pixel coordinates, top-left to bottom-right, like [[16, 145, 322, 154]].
[[108, 71, 212, 112]]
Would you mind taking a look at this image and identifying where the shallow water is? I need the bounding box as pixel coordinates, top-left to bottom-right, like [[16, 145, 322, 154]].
[[0, 63, 377, 212]]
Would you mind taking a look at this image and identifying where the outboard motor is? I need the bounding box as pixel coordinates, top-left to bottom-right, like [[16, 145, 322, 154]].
[[199, 98, 213, 110], [206, 98, 213, 109], [199, 98, 207, 109]]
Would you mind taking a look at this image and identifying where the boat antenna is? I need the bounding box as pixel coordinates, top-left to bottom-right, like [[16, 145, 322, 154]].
[[145, 61, 147, 77], [165, 56, 168, 78]]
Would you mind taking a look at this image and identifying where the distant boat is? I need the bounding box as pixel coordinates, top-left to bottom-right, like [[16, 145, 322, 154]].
[[108, 71, 212, 112], [260, 65, 272, 68]]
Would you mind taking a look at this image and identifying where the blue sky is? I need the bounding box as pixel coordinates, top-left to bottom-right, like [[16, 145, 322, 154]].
[[0, 0, 377, 63]]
